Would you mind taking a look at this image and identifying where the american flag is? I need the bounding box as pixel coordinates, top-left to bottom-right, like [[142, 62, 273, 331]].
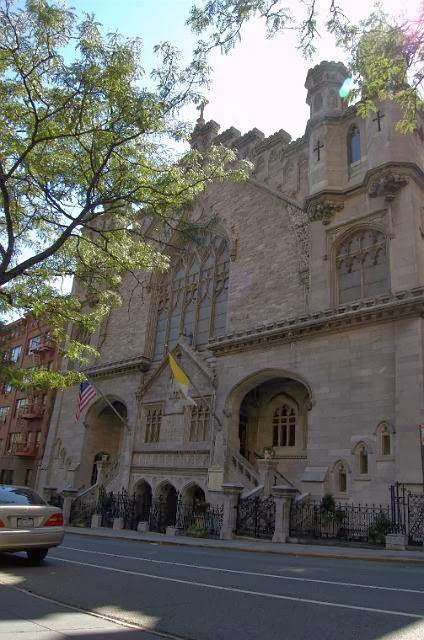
[[75, 380, 96, 421]]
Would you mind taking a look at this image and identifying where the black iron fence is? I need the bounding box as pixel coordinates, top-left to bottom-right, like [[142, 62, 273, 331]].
[[390, 482, 424, 546], [48, 492, 64, 509], [235, 495, 275, 539], [69, 492, 97, 527], [176, 501, 223, 538], [69, 486, 222, 538], [289, 499, 392, 545]]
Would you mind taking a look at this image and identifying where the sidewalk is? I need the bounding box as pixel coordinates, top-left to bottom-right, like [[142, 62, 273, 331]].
[[65, 526, 424, 564], [0, 581, 160, 639]]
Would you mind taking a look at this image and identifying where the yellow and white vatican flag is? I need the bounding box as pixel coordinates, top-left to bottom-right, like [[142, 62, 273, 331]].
[[169, 353, 196, 406]]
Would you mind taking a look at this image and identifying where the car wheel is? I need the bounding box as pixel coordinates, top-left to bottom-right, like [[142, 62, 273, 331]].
[[26, 549, 48, 564]]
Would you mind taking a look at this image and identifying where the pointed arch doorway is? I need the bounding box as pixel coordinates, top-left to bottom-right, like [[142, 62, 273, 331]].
[[150, 482, 178, 533]]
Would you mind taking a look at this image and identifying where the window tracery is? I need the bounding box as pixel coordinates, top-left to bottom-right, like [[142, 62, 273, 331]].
[[144, 406, 162, 443], [336, 228, 388, 303], [272, 404, 297, 447], [153, 234, 229, 360], [189, 398, 211, 442]]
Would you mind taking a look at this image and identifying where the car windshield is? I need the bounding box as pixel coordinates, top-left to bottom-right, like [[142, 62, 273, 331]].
[[0, 486, 46, 506]]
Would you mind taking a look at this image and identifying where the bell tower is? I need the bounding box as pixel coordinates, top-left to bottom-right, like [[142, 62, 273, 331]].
[[305, 60, 348, 122]]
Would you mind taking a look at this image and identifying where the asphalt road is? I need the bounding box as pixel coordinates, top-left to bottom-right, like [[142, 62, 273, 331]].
[[1, 532, 424, 639]]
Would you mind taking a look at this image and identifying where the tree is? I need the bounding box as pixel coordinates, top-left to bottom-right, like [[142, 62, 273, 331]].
[[188, 1, 423, 132], [0, 0, 250, 389]]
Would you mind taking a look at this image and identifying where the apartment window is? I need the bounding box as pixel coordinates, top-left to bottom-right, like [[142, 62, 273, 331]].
[[15, 398, 28, 417], [35, 431, 42, 448], [2, 383, 12, 395], [7, 432, 22, 452], [24, 469, 33, 486], [0, 469, 13, 484], [0, 406, 10, 424], [10, 345, 22, 363], [28, 335, 41, 353]]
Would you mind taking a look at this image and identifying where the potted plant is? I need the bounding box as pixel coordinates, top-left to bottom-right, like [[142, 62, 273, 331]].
[[263, 447, 275, 460], [368, 512, 393, 545], [319, 493, 344, 537]]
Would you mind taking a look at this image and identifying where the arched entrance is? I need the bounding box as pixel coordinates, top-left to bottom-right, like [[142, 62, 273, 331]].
[[181, 483, 206, 507], [134, 480, 153, 522], [178, 483, 207, 531], [77, 398, 127, 490], [227, 372, 312, 490], [150, 482, 178, 532]]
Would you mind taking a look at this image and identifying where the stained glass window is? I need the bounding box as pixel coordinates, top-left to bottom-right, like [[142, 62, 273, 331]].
[[153, 234, 229, 360], [336, 229, 388, 303], [348, 125, 361, 164]]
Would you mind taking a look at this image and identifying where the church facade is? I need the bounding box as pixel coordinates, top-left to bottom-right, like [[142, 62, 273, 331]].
[[38, 61, 424, 510]]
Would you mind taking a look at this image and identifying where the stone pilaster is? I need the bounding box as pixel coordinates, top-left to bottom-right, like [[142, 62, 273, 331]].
[[61, 489, 78, 525], [272, 485, 297, 543], [219, 483, 244, 540]]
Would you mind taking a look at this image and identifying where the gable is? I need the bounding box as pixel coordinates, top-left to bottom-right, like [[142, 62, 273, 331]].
[[139, 339, 215, 405]]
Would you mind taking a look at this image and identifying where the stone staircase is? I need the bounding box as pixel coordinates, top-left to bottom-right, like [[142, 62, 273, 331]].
[[231, 449, 303, 499]]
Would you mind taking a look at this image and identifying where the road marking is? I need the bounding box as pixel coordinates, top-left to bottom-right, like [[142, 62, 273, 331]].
[[50, 555, 424, 620], [60, 545, 424, 595], [0, 579, 188, 639]]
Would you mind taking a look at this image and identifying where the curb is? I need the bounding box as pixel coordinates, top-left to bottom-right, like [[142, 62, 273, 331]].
[[65, 527, 424, 565]]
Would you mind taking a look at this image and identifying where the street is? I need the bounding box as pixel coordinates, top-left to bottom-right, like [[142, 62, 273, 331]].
[[0, 533, 423, 639]]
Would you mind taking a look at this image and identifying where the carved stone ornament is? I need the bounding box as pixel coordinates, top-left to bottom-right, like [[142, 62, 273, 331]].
[[368, 171, 409, 202], [307, 199, 344, 225]]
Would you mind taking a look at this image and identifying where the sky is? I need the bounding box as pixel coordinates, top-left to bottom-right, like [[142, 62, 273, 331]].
[[69, 0, 423, 141]]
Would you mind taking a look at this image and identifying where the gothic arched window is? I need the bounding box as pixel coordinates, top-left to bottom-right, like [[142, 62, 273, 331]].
[[357, 444, 369, 475], [336, 228, 389, 303], [376, 422, 393, 457], [153, 234, 229, 360], [348, 125, 361, 165], [272, 404, 297, 447], [334, 461, 347, 493]]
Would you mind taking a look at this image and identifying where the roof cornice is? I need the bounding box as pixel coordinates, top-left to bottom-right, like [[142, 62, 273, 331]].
[[208, 287, 424, 356], [83, 354, 151, 379]]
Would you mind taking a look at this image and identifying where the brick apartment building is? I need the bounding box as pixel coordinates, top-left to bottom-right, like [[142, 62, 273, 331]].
[[0, 316, 59, 487]]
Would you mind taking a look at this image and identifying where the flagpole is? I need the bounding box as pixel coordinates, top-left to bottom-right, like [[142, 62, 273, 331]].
[[85, 376, 131, 431]]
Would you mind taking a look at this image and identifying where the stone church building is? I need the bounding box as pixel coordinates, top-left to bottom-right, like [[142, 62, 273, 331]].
[[38, 61, 424, 511]]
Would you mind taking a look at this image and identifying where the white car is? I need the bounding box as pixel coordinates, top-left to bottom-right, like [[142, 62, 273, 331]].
[[0, 485, 64, 563]]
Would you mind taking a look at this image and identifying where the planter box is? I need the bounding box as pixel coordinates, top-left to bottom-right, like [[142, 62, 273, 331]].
[[385, 533, 407, 550]]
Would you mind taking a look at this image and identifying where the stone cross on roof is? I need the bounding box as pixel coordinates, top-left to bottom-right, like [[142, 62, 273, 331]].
[[197, 99, 209, 123]]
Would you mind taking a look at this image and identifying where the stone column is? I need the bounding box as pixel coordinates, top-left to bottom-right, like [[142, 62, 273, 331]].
[[220, 483, 244, 540], [272, 485, 297, 543], [113, 517, 124, 530], [61, 489, 79, 525], [256, 459, 278, 497], [91, 513, 102, 528]]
